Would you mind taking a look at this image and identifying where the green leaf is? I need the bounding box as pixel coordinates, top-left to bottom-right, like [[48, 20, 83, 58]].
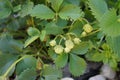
[[48, 49, 57, 60], [50, 0, 63, 12], [100, 9, 120, 37], [24, 36, 39, 48], [69, 54, 86, 76], [59, 4, 82, 20], [19, 1, 34, 17], [0, 35, 23, 53], [43, 65, 62, 80], [0, 54, 18, 76], [30, 4, 55, 19], [17, 68, 37, 80], [71, 42, 90, 55], [0, 0, 12, 19], [45, 22, 63, 35], [56, 18, 68, 27], [85, 51, 104, 62], [7, 19, 20, 31], [109, 59, 117, 69], [13, 5, 21, 12], [106, 36, 120, 57], [16, 55, 37, 75], [27, 27, 40, 36], [54, 53, 68, 68], [69, 20, 83, 36], [65, 0, 81, 6], [88, 0, 108, 21], [40, 30, 46, 41]]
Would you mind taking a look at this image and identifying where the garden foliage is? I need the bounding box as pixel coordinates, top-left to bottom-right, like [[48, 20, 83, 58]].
[[0, 0, 120, 80]]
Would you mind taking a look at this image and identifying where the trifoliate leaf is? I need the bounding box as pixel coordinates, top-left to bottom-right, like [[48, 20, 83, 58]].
[[30, 4, 55, 19], [59, 4, 82, 20], [50, 0, 63, 12], [100, 9, 120, 37], [88, 0, 108, 21], [69, 54, 86, 76], [54, 53, 68, 68]]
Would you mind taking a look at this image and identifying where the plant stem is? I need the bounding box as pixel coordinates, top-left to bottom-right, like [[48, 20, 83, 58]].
[[3, 56, 27, 77]]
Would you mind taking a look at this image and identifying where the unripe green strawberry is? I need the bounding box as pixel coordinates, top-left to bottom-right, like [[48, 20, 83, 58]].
[[73, 38, 81, 44], [54, 45, 64, 54], [49, 40, 56, 46], [65, 40, 74, 49], [81, 31, 87, 37], [83, 24, 93, 33], [64, 47, 71, 53]]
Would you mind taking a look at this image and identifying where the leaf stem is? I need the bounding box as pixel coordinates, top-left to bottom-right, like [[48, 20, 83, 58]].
[[3, 56, 27, 77]]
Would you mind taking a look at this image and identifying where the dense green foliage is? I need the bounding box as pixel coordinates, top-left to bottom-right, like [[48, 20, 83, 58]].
[[0, 0, 120, 79]]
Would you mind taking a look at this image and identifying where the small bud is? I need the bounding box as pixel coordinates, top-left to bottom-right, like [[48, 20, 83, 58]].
[[49, 40, 56, 46], [81, 31, 87, 37], [83, 24, 93, 33], [64, 47, 71, 53], [54, 45, 64, 54], [73, 38, 81, 44], [65, 40, 74, 49]]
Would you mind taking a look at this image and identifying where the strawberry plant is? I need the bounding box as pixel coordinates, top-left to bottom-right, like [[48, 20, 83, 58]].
[[0, 0, 120, 80]]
